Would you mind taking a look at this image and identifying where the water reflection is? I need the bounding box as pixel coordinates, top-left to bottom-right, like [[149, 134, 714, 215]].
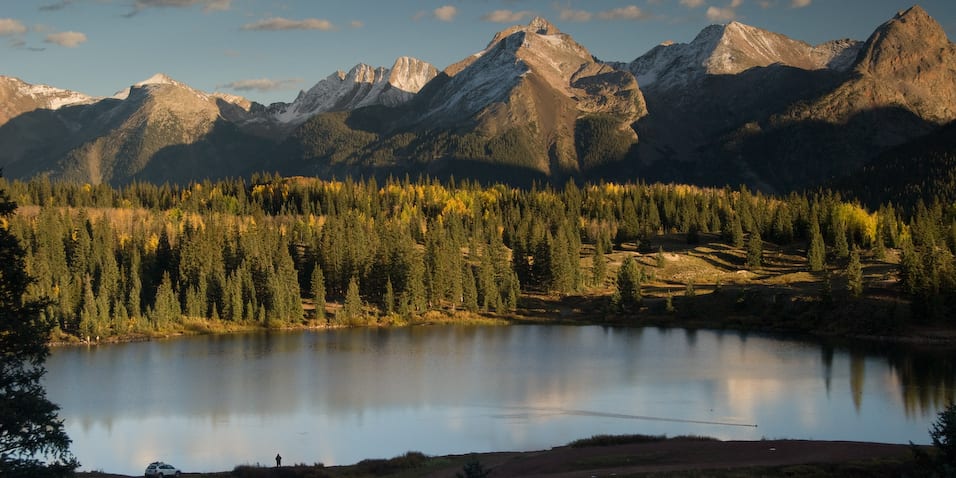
[[44, 326, 955, 475]]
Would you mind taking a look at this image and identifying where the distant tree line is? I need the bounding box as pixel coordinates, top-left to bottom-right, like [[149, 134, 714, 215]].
[[1, 173, 954, 339]]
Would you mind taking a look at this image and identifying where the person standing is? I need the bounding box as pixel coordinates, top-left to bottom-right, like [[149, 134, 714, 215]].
[[275, 453, 282, 467]]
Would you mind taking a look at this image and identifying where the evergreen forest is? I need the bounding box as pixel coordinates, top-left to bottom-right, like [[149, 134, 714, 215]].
[[3, 174, 955, 342]]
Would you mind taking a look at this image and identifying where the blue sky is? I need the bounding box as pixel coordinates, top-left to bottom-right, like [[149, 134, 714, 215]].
[[2, 0, 955, 105]]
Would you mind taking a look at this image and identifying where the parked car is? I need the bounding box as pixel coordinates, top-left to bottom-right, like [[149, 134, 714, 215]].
[[145, 461, 181, 477]]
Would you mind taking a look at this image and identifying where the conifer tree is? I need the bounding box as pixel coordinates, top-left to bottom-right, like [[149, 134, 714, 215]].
[[613, 256, 642, 313], [342, 276, 363, 325], [383, 278, 395, 316], [591, 245, 606, 288], [808, 216, 827, 272], [461, 264, 478, 313], [0, 184, 78, 477], [847, 247, 863, 298], [747, 230, 763, 270], [833, 214, 849, 259], [151, 272, 180, 329]]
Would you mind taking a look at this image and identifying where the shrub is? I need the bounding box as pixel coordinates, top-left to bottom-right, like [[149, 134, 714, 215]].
[[930, 403, 956, 467]]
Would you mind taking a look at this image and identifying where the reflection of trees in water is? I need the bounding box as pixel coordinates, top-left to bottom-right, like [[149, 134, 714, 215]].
[[825, 339, 956, 417], [887, 348, 956, 417], [851, 352, 865, 413]]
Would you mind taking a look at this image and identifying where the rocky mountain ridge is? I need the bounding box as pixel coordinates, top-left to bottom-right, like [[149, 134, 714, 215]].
[[628, 21, 862, 91], [0, 5, 952, 195]]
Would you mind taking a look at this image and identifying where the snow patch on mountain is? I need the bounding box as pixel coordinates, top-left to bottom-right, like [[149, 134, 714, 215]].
[[267, 57, 437, 125], [629, 21, 862, 90], [1, 75, 97, 110]]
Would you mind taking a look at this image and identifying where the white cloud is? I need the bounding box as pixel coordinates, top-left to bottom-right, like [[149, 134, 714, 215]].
[[679, 0, 705, 7], [350, 20, 364, 29], [0, 18, 28, 36], [45, 30, 87, 47], [706, 6, 737, 21], [557, 7, 592, 22], [434, 5, 457, 22], [482, 9, 534, 23], [597, 6, 649, 21], [241, 17, 335, 31], [791, 0, 811, 7], [126, 0, 232, 16], [730, 0, 744, 8], [218, 78, 302, 92]]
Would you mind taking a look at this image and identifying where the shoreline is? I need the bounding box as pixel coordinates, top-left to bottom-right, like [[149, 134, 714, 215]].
[[77, 436, 927, 477], [50, 298, 956, 349]]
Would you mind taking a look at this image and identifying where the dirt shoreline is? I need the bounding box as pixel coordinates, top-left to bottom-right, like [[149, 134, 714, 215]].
[[78, 438, 922, 477]]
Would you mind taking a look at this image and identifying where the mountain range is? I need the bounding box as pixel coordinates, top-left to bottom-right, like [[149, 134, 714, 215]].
[[1, 4, 954, 197]]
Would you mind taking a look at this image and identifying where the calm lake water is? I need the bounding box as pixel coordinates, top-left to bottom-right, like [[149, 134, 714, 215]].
[[45, 325, 955, 475]]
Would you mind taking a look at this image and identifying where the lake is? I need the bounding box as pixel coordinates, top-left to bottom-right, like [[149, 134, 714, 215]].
[[44, 325, 955, 475]]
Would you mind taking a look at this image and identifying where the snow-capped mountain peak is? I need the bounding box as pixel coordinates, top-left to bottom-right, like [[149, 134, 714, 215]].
[[629, 20, 862, 90], [135, 73, 180, 87], [0, 75, 97, 126], [267, 57, 436, 126]]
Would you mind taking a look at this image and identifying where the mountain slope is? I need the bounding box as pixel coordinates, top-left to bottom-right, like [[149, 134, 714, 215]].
[[725, 5, 956, 191], [627, 5, 956, 193], [628, 21, 861, 91], [0, 76, 96, 126], [835, 120, 956, 209], [326, 17, 649, 179], [0, 73, 270, 184], [265, 57, 437, 127]]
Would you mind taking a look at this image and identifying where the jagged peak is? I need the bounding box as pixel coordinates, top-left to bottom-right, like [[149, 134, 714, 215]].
[[895, 4, 930, 21], [135, 73, 180, 87], [488, 16, 564, 47], [528, 16, 561, 35], [858, 4, 950, 75]]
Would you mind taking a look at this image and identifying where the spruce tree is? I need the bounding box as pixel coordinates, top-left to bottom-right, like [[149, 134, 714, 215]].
[[613, 256, 643, 313], [384, 278, 396, 316], [310, 264, 326, 322], [342, 276, 363, 325], [808, 216, 827, 272], [461, 265, 478, 313], [847, 247, 863, 298], [591, 245, 606, 288], [746, 230, 763, 270], [0, 184, 78, 477]]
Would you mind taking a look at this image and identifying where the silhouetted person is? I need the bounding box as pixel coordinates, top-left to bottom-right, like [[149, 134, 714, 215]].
[[275, 453, 281, 467]]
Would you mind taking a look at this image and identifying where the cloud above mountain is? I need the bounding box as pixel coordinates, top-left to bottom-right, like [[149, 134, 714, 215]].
[[242, 17, 334, 31], [218, 78, 302, 92], [0, 18, 28, 35], [434, 5, 458, 22], [597, 6, 650, 21], [483, 10, 535, 23], [126, 0, 232, 16], [45, 30, 86, 47]]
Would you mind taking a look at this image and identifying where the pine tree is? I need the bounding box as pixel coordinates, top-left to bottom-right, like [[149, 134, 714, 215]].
[[591, 245, 606, 288], [0, 183, 78, 477], [310, 264, 326, 321], [833, 214, 849, 259], [808, 216, 827, 272], [613, 256, 642, 313], [342, 276, 363, 326], [461, 264, 478, 313], [746, 230, 763, 270], [151, 272, 181, 330], [384, 278, 396, 316], [730, 214, 745, 249], [847, 247, 863, 298]]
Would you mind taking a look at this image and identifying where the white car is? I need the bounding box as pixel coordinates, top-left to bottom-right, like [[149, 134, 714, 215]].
[[145, 461, 181, 477]]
